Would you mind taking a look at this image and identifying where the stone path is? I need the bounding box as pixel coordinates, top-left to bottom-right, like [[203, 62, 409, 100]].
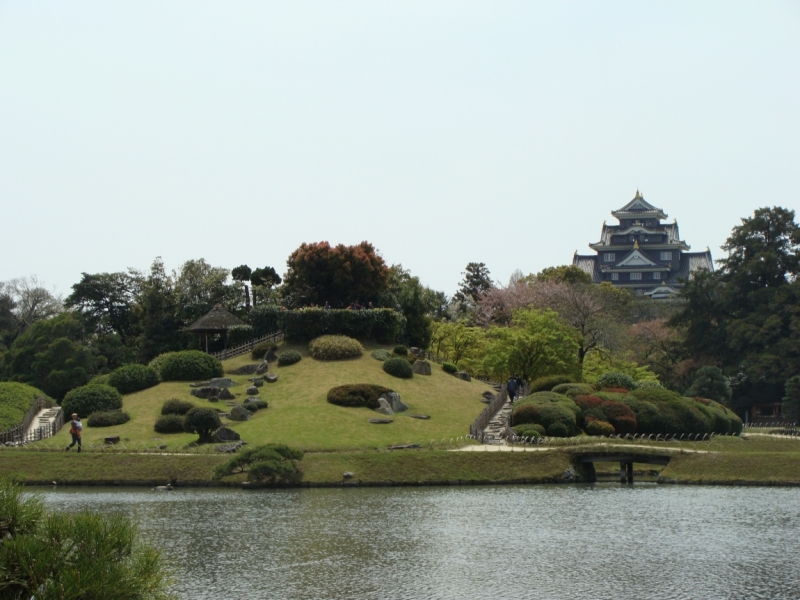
[[481, 395, 513, 445], [24, 407, 61, 441]]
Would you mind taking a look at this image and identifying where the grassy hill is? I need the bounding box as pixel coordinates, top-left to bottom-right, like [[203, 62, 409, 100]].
[[44, 342, 491, 451], [0, 382, 50, 431]]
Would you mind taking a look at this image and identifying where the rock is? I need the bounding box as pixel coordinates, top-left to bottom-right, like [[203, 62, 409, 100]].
[[211, 426, 241, 443], [208, 397, 219, 403], [369, 418, 393, 424], [189, 381, 209, 388], [191, 386, 220, 400], [375, 398, 394, 416], [265, 373, 278, 383], [208, 378, 236, 388], [248, 377, 264, 386], [215, 441, 243, 453], [255, 360, 270, 375], [409, 347, 425, 357], [159, 444, 167, 449], [265, 348, 279, 362], [218, 388, 235, 400], [482, 390, 495, 400], [228, 405, 251, 422], [380, 392, 408, 413], [454, 371, 472, 382], [388, 443, 422, 450], [246, 386, 259, 395], [480, 397, 490, 404], [104, 436, 120, 444], [343, 471, 355, 479], [557, 468, 577, 483], [409, 414, 430, 420], [412, 360, 432, 375], [228, 364, 259, 375]]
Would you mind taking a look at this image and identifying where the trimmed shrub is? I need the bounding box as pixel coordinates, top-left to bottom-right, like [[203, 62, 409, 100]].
[[87, 410, 130, 427], [528, 375, 576, 393], [552, 383, 595, 398], [0, 382, 51, 431], [513, 423, 546, 438], [154, 351, 223, 382], [251, 342, 272, 360], [309, 335, 363, 360], [243, 398, 268, 412], [599, 401, 638, 434], [161, 398, 195, 416], [327, 384, 393, 409], [442, 362, 457, 374], [61, 384, 122, 419], [585, 418, 615, 436], [511, 392, 579, 437], [383, 357, 413, 379], [621, 388, 743, 435], [277, 350, 302, 366], [154, 414, 185, 434], [89, 374, 111, 386], [392, 345, 408, 356], [108, 364, 159, 395], [371, 349, 391, 361], [596, 372, 638, 391], [574, 394, 603, 411], [183, 407, 222, 442], [249, 306, 405, 343], [638, 380, 664, 389], [227, 324, 254, 348]]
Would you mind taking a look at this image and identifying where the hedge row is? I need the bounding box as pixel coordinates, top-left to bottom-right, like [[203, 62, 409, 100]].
[[309, 335, 363, 360], [149, 351, 223, 381], [249, 306, 405, 343], [107, 364, 159, 395]]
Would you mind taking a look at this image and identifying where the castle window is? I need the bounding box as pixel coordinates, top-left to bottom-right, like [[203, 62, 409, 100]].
[[604, 253, 615, 262], [611, 273, 618, 281], [653, 272, 661, 280], [660, 251, 672, 261], [630, 272, 642, 280]]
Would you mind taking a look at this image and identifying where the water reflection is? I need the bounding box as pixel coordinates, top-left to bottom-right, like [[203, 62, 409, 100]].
[[40, 484, 800, 600]]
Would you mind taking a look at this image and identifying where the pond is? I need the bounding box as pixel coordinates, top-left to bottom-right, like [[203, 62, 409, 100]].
[[40, 484, 800, 599]]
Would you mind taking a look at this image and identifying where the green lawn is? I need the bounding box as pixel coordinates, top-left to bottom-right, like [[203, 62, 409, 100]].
[[42, 342, 492, 452]]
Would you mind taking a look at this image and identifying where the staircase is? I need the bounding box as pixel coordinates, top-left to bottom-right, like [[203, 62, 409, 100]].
[[24, 407, 62, 441], [482, 396, 513, 444]]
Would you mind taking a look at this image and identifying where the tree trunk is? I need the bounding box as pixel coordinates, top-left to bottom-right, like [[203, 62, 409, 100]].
[[244, 284, 251, 312]]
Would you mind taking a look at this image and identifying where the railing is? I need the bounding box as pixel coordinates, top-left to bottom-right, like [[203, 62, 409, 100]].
[[0, 396, 56, 444], [211, 331, 285, 361], [18, 409, 64, 444], [469, 385, 509, 443]]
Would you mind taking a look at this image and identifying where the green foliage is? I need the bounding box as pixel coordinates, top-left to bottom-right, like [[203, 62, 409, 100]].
[[621, 388, 743, 435], [154, 414, 185, 434], [456, 262, 492, 304], [251, 341, 274, 360], [528, 374, 576, 393], [107, 364, 159, 394], [597, 401, 638, 434], [429, 320, 485, 371], [183, 407, 221, 442], [535, 265, 592, 284], [61, 384, 122, 418], [511, 392, 579, 437], [371, 349, 391, 361], [0, 382, 51, 431], [213, 444, 304, 483], [379, 265, 434, 348], [482, 309, 580, 382], [574, 394, 603, 411], [327, 384, 393, 409], [161, 398, 194, 416], [382, 357, 413, 379], [513, 423, 546, 438], [89, 373, 111, 386], [277, 350, 302, 366], [442, 362, 457, 373], [596, 371, 638, 391], [581, 352, 658, 386], [782, 376, 800, 421], [87, 410, 131, 427], [153, 351, 223, 381], [0, 479, 173, 599], [552, 383, 594, 398], [243, 398, 268, 412], [250, 306, 405, 344], [584, 418, 615, 436], [309, 335, 363, 360], [686, 366, 732, 403], [226, 324, 254, 348], [392, 345, 408, 356]]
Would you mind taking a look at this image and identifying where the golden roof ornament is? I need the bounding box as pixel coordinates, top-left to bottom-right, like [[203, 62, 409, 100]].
[[635, 188, 642, 198], [633, 240, 639, 249]]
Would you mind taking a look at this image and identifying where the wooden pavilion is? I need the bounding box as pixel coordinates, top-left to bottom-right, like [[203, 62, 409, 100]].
[[185, 304, 246, 352]]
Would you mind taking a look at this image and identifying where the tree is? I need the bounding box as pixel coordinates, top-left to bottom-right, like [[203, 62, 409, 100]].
[[133, 258, 185, 362], [282, 241, 390, 307], [0, 277, 62, 345], [174, 259, 241, 323], [686, 366, 732, 403], [782, 376, 800, 422], [535, 265, 592, 284], [379, 265, 441, 348], [183, 407, 221, 442], [0, 479, 173, 599], [482, 308, 580, 382], [250, 266, 282, 306], [452, 262, 492, 318], [213, 444, 304, 483], [65, 271, 141, 344], [231, 264, 253, 310]]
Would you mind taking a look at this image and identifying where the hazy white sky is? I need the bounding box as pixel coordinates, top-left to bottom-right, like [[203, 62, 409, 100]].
[[2, 1, 798, 297]]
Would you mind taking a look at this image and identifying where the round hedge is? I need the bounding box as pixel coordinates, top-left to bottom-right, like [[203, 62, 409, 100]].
[[596, 372, 638, 391], [87, 410, 130, 427], [308, 335, 363, 360], [392, 345, 408, 356], [108, 364, 159, 394], [552, 383, 595, 398], [277, 350, 302, 366], [61, 384, 122, 418], [184, 407, 222, 442], [371, 349, 391, 361], [251, 342, 271, 360], [513, 423, 546, 438], [161, 398, 195, 416], [154, 351, 223, 382], [383, 357, 413, 379], [327, 384, 393, 408], [442, 362, 457, 374], [511, 392, 579, 437], [528, 375, 576, 393], [619, 388, 743, 435], [574, 394, 603, 411], [585, 418, 615, 436], [154, 414, 185, 434], [243, 398, 268, 412]]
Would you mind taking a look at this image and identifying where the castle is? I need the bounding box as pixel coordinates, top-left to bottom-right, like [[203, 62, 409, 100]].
[[572, 191, 713, 298]]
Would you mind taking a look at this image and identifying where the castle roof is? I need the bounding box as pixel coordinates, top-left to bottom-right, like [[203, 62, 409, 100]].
[[611, 190, 667, 220]]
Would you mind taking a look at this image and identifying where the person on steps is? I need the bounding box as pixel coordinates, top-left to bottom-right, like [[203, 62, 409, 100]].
[[65, 413, 82, 452], [506, 377, 518, 403]]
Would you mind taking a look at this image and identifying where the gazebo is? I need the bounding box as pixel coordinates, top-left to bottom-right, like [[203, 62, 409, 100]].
[[185, 304, 246, 352]]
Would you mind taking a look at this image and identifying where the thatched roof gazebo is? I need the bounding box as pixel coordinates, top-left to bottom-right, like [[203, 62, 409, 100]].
[[185, 304, 246, 352]]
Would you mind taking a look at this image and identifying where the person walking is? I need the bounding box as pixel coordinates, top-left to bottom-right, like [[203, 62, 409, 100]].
[[513, 374, 524, 398], [65, 413, 82, 452], [506, 376, 519, 403]]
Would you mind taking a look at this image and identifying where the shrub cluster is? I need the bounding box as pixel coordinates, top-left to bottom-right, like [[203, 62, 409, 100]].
[[371, 349, 391, 361], [511, 392, 580, 437], [442, 362, 457, 374], [584, 418, 615, 436], [383, 357, 413, 379], [552, 383, 594, 398], [227, 324, 254, 348], [574, 394, 603, 411], [107, 364, 159, 395], [596, 372, 638, 391], [251, 342, 277, 360], [154, 414, 185, 434], [150, 351, 223, 381], [249, 306, 405, 343], [585, 401, 638, 434], [309, 335, 363, 360], [621, 388, 742, 435], [327, 384, 393, 408], [184, 407, 222, 442], [277, 350, 302, 366], [243, 398, 269, 412], [392, 345, 408, 356], [61, 384, 122, 418], [87, 410, 131, 427], [161, 398, 195, 416], [513, 423, 546, 438], [528, 375, 576, 393]]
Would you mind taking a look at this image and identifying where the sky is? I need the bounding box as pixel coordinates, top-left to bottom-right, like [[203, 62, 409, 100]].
[[1, 1, 799, 298]]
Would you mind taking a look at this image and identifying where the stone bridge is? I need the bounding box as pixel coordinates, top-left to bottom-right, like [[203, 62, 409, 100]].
[[573, 452, 672, 483]]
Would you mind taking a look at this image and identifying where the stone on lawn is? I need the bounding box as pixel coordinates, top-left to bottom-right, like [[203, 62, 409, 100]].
[[369, 418, 393, 424], [454, 371, 472, 382], [104, 436, 120, 444], [229, 405, 251, 422], [409, 414, 430, 420], [265, 373, 278, 383], [211, 427, 241, 443], [375, 398, 394, 416], [343, 471, 355, 479], [208, 378, 236, 388], [412, 360, 431, 375], [218, 388, 235, 400], [228, 364, 259, 375], [215, 441, 243, 453], [255, 360, 270, 375], [482, 390, 495, 400], [191, 386, 219, 400], [380, 392, 408, 413], [246, 386, 259, 395]]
